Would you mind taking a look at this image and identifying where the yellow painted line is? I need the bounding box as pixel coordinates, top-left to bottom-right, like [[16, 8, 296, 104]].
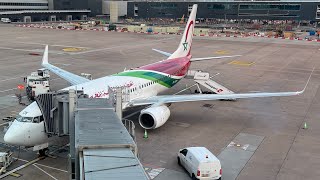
[[229, 60, 255, 66], [1, 170, 21, 177], [62, 47, 86, 52], [0, 157, 44, 179], [215, 50, 229, 55], [10, 172, 21, 177]]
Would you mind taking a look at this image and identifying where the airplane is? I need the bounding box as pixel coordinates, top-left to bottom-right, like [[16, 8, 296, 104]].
[[4, 4, 307, 151]]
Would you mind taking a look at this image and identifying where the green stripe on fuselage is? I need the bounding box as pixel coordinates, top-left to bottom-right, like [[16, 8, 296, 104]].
[[115, 71, 180, 88]]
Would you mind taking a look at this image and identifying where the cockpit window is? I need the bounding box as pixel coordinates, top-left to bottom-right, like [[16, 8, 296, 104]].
[[33, 117, 40, 123], [16, 115, 33, 122]]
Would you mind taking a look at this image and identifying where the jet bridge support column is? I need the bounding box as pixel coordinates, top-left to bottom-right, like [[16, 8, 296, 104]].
[[115, 88, 122, 120], [68, 89, 76, 180]]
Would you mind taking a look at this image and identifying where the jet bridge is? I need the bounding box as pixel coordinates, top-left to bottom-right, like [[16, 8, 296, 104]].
[[35, 90, 87, 136], [33, 88, 148, 180]]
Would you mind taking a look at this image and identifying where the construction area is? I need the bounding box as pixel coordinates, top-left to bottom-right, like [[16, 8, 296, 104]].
[[0, 23, 319, 180], [15, 19, 320, 42]]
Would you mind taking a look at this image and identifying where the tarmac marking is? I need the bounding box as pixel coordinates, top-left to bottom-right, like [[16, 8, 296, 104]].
[[0, 122, 9, 126], [148, 168, 165, 179], [72, 37, 174, 55], [0, 88, 17, 93], [0, 47, 41, 52], [18, 42, 89, 49], [33, 164, 58, 180], [62, 47, 86, 52], [0, 47, 64, 55], [15, 158, 68, 173], [0, 157, 44, 179], [215, 50, 229, 55], [168, 121, 190, 128], [0, 76, 24, 82], [229, 60, 255, 66]]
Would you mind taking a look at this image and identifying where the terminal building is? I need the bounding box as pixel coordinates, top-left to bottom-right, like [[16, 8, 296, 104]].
[[126, 0, 320, 21], [2, 0, 320, 22], [0, 0, 90, 22]]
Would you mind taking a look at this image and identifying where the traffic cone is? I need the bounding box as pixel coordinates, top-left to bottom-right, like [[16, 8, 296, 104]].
[[303, 122, 308, 129], [143, 129, 148, 139]]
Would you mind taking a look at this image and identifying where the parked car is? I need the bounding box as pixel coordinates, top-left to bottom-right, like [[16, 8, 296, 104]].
[[177, 147, 222, 180]]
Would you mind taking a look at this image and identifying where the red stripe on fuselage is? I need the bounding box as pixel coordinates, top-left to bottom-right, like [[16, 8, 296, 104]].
[[138, 56, 191, 77]]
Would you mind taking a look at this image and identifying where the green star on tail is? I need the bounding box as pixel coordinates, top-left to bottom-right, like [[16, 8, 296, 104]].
[[183, 42, 188, 51]]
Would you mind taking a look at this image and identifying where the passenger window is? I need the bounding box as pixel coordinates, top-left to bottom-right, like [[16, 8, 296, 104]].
[[180, 149, 188, 156]]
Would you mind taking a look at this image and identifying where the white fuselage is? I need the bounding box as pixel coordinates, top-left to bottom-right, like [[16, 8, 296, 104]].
[[4, 69, 184, 147]]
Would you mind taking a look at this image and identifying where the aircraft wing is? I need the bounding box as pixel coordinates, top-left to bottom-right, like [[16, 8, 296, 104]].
[[128, 69, 313, 107], [129, 91, 304, 106], [41, 45, 90, 85], [127, 89, 306, 107], [152, 48, 241, 61]]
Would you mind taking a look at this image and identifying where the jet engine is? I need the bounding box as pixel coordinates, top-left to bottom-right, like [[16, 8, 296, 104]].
[[139, 105, 170, 129]]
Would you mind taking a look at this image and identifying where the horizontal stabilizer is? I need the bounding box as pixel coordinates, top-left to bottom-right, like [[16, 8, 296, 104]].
[[191, 55, 241, 62], [152, 49, 172, 57]]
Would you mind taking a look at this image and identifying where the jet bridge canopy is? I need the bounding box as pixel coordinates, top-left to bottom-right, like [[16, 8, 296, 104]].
[[75, 98, 149, 180]]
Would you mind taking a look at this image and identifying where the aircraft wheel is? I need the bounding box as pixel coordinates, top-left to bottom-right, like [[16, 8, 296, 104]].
[[39, 148, 49, 157]]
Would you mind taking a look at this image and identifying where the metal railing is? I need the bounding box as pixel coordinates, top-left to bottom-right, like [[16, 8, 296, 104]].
[[122, 119, 136, 142]]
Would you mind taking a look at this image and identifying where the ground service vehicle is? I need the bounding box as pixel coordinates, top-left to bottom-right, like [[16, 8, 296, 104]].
[[24, 68, 50, 101], [177, 147, 222, 180]]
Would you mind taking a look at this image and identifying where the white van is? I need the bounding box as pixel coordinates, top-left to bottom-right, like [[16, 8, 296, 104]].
[[177, 147, 222, 180], [1, 18, 11, 23]]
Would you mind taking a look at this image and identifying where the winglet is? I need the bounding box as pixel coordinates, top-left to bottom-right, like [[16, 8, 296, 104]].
[[300, 67, 314, 93], [42, 45, 49, 65]]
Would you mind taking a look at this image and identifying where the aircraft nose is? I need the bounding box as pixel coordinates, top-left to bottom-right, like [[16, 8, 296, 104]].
[[4, 120, 24, 145]]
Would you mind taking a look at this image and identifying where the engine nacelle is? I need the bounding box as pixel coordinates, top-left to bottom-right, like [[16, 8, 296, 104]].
[[139, 105, 171, 129]]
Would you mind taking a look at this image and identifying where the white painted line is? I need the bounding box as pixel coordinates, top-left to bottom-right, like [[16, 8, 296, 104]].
[[0, 47, 64, 55], [0, 122, 9, 126], [0, 47, 39, 52], [18, 42, 89, 49], [51, 78, 61, 81], [73, 37, 174, 55], [148, 168, 165, 179], [0, 88, 17, 93], [33, 164, 58, 180], [15, 158, 68, 173], [0, 76, 24, 82]]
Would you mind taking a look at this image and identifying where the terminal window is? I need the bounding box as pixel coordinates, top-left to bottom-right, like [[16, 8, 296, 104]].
[[0, 3, 48, 6], [239, 4, 300, 11], [150, 3, 177, 9], [207, 4, 237, 10]]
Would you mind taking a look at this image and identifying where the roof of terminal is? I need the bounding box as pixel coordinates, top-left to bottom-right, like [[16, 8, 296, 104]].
[[132, 0, 320, 2]]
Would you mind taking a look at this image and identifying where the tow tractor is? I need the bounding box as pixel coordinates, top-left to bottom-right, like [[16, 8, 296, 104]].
[[0, 151, 13, 174], [24, 68, 50, 101]]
